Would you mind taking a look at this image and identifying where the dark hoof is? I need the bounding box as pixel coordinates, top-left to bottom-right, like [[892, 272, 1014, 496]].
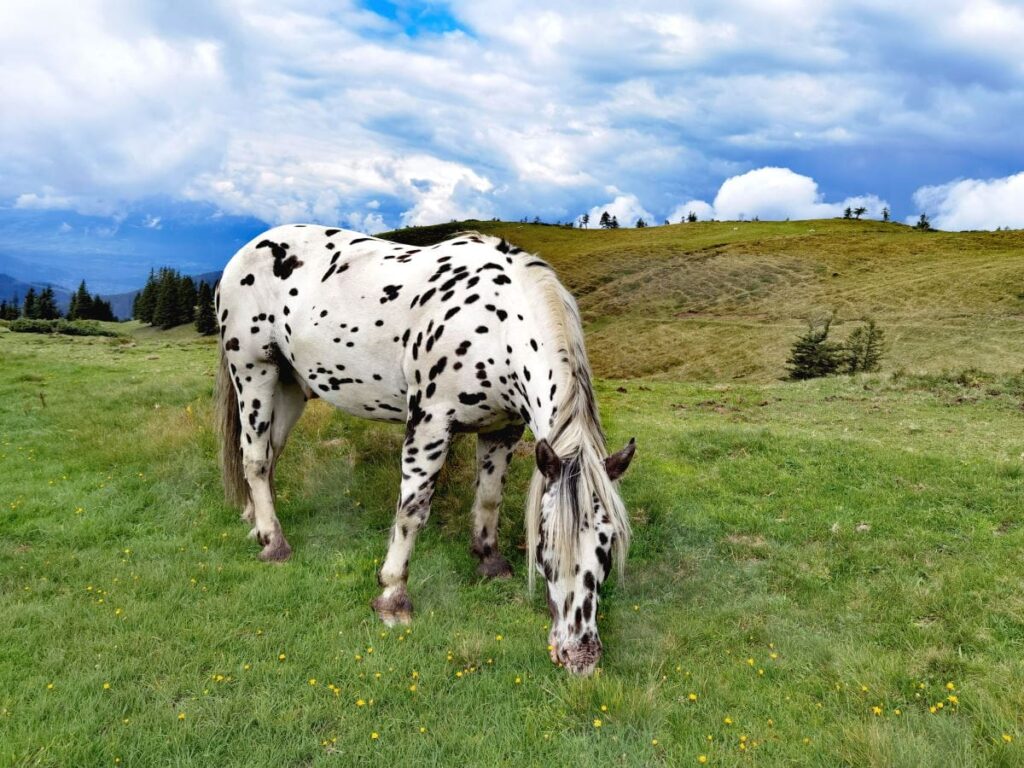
[[477, 554, 513, 579], [372, 590, 413, 626], [258, 536, 292, 562]]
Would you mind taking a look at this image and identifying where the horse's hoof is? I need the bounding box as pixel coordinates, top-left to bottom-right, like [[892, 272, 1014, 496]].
[[258, 537, 292, 562], [477, 554, 513, 580], [372, 591, 413, 626]]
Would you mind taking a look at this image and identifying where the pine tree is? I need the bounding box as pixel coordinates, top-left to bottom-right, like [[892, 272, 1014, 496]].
[[687, 211, 698, 223], [69, 280, 93, 320], [580, 213, 589, 228], [194, 281, 218, 335], [914, 213, 932, 231], [91, 296, 115, 322], [23, 287, 38, 319], [635, 218, 647, 228], [787, 316, 843, 380], [3, 295, 20, 320], [134, 269, 158, 324], [36, 287, 60, 320], [178, 275, 197, 324], [610, 215, 619, 229], [599, 211, 611, 229], [853, 206, 867, 219], [154, 269, 183, 329], [882, 206, 890, 222], [843, 320, 885, 373], [843, 207, 852, 219]]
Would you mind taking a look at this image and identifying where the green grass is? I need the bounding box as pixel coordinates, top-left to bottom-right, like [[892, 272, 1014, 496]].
[[3, 325, 1023, 766], [384, 219, 1024, 380]]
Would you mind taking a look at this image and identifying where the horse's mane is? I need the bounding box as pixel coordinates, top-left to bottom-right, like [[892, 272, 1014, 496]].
[[522, 262, 631, 592]]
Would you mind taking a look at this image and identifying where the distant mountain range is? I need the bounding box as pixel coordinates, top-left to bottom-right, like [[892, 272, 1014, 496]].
[[0, 274, 73, 312], [1, 270, 222, 320]]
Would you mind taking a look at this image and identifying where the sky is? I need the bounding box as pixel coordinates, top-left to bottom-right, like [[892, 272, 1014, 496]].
[[2, 0, 1023, 293]]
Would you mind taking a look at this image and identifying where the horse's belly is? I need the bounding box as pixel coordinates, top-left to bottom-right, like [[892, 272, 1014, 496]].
[[284, 327, 408, 423]]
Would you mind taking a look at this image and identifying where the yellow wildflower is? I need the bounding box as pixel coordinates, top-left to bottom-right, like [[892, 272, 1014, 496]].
[[593, 718, 602, 728], [688, 692, 698, 702]]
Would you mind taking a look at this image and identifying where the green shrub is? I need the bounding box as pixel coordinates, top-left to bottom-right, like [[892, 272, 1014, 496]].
[[8, 318, 57, 334], [8, 318, 121, 337]]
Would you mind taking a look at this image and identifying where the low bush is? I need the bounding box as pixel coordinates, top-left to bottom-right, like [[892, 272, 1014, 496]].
[[8, 318, 122, 337]]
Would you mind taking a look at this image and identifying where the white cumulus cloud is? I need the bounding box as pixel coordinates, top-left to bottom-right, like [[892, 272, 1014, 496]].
[[673, 167, 888, 221], [582, 194, 655, 227], [911, 172, 1024, 230]]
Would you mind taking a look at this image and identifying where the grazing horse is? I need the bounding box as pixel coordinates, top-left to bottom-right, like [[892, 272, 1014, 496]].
[[214, 225, 635, 674]]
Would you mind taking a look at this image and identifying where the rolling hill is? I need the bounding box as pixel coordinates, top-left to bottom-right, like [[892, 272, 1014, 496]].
[[381, 219, 1024, 380]]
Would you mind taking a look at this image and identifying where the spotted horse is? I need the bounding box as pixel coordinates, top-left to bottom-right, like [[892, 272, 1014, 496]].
[[214, 225, 636, 675]]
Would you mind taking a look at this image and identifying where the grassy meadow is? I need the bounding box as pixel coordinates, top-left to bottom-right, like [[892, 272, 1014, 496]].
[[2, 220, 1024, 766]]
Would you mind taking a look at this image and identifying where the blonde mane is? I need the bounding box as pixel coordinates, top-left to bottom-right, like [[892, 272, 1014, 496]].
[[523, 264, 631, 592]]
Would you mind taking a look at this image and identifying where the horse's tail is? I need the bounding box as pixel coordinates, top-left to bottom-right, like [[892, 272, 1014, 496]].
[[215, 340, 248, 509]]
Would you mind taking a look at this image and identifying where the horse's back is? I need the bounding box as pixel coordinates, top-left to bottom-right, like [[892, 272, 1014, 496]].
[[218, 225, 556, 430]]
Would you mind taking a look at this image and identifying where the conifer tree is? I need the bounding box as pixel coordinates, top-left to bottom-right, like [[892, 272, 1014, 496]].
[[69, 280, 93, 320], [154, 269, 182, 329], [787, 316, 843, 380], [194, 281, 218, 335], [23, 287, 38, 319], [178, 275, 197, 323], [134, 269, 158, 323], [36, 287, 60, 320]]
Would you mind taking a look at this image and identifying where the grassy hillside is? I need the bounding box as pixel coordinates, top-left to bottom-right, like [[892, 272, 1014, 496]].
[[383, 220, 1024, 380]]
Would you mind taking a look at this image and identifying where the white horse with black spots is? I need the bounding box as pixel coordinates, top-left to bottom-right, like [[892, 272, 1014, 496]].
[[214, 225, 635, 675]]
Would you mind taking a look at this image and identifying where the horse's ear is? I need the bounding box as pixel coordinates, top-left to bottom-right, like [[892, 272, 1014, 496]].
[[535, 439, 561, 480], [605, 437, 636, 480]]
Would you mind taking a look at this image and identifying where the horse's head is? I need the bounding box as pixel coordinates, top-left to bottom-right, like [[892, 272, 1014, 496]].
[[530, 437, 635, 675]]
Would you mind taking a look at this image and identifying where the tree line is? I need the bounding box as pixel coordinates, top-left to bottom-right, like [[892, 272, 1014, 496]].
[[0, 281, 115, 322], [132, 268, 217, 334]]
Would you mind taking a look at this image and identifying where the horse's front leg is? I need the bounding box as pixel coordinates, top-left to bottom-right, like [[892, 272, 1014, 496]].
[[471, 423, 524, 578], [372, 410, 451, 626]]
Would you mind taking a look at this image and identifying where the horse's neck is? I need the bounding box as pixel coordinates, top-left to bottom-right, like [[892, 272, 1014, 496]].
[[515, 341, 598, 450]]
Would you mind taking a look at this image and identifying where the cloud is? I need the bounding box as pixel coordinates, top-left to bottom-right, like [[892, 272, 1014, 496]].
[[673, 167, 888, 221], [1, 0, 1022, 237], [911, 172, 1024, 230], [582, 194, 655, 227], [667, 199, 715, 223], [142, 215, 162, 230]]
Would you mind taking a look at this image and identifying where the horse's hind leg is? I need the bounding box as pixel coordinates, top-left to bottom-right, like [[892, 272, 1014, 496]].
[[237, 365, 293, 562], [241, 379, 304, 525], [372, 407, 452, 625], [471, 424, 523, 579]]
